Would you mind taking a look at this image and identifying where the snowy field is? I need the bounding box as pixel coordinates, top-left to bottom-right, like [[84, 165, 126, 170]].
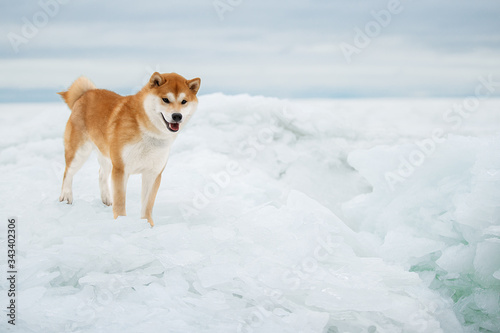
[[1, 94, 500, 333]]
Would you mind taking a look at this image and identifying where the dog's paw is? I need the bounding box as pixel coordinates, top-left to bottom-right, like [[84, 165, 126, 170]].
[[101, 195, 113, 206], [113, 207, 126, 219], [59, 191, 73, 204], [142, 215, 154, 227]]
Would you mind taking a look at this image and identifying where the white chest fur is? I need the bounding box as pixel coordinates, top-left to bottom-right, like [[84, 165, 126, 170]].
[[121, 135, 173, 175]]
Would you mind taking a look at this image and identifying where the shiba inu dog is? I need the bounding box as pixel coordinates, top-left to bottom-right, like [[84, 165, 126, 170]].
[[58, 72, 201, 226]]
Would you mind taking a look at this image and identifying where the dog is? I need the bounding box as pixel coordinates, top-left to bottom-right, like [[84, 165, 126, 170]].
[[58, 72, 201, 226]]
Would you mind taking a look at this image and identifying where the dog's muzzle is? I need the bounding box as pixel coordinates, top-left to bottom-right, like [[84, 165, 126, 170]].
[[161, 113, 180, 132]]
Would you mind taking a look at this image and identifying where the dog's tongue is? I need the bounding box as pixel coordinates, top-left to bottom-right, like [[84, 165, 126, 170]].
[[169, 123, 180, 131]]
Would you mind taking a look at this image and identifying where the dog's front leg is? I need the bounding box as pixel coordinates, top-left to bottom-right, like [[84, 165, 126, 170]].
[[112, 166, 127, 219], [141, 171, 162, 227]]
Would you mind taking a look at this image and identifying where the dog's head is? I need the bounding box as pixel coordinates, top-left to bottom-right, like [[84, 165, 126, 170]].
[[143, 72, 201, 134]]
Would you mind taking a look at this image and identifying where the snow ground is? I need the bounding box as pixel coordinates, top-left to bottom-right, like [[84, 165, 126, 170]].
[[0, 95, 500, 332]]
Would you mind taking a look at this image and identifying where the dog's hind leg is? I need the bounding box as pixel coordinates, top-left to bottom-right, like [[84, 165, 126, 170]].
[[59, 123, 92, 204], [97, 152, 113, 206]]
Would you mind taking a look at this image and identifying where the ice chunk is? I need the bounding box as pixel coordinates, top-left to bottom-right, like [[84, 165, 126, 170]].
[[381, 228, 446, 264], [167, 250, 205, 266], [493, 269, 500, 280], [436, 243, 475, 275], [197, 264, 239, 288], [474, 239, 500, 285]]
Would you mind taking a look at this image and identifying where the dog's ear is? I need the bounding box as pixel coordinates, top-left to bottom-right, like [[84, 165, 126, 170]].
[[149, 72, 165, 87], [187, 78, 201, 94]]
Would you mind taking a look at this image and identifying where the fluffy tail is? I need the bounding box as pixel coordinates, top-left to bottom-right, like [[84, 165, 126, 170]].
[[58, 76, 96, 110]]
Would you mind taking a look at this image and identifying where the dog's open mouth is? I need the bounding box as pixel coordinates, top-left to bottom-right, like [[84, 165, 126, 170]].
[[160, 113, 180, 132]]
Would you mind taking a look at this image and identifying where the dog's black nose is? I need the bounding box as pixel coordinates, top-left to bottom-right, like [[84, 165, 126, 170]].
[[172, 113, 182, 122]]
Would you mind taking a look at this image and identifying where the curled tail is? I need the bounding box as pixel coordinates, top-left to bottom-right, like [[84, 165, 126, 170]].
[[58, 76, 96, 110]]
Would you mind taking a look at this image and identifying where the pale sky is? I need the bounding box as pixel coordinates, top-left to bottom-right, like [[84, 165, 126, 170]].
[[1, 0, 499, 101]]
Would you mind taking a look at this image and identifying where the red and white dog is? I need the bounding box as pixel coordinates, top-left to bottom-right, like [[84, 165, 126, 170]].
[[58, 72, 201, 226]]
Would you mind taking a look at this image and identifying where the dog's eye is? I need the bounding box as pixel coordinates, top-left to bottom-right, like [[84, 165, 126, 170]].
[[162, 98, 170, 104], [181, 100, 187, 105]]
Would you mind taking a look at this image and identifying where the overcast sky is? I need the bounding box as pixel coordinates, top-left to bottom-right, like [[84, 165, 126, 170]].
[[1, 0, 499, 101]]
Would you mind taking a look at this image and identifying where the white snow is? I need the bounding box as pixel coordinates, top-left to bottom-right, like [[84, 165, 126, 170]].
[[0, 95, 500, 332]]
